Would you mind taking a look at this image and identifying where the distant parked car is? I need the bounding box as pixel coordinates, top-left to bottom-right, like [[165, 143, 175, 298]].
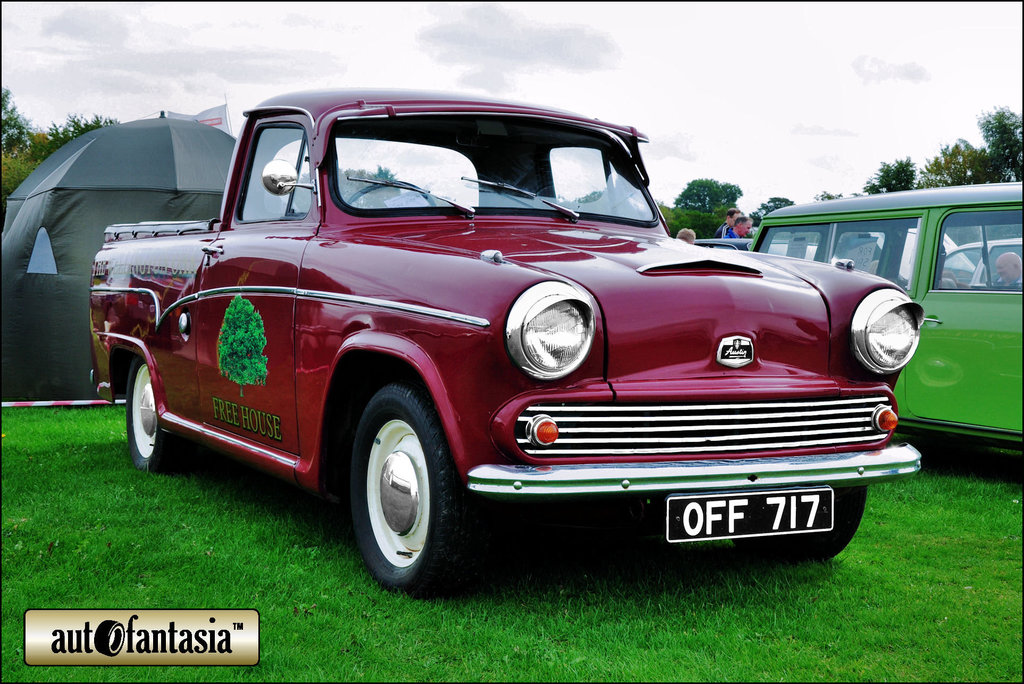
[[695, 238, 752, 250], [752, 183, 1022, 449]]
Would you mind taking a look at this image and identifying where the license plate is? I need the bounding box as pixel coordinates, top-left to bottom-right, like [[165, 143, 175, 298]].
[[666, 487, 834, 543]]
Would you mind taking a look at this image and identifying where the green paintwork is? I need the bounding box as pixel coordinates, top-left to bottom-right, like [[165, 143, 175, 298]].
[[752, 184, 1022, 447]]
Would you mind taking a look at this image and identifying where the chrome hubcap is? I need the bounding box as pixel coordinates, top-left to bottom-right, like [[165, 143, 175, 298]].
[[131, 364, 156, 460], [366, 420, 428, 567], [380, 451, 420, 535], [139, 384, 156, 437]]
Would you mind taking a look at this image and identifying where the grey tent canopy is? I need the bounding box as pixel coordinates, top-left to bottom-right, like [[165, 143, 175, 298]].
[[2, 117, 235, 401]]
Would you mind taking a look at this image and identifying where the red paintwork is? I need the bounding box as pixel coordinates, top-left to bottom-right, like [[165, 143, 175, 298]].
[[89, 89, 902, 498]]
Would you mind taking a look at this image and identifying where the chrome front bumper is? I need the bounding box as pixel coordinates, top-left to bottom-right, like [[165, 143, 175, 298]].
[[467, 443, 921, 500]]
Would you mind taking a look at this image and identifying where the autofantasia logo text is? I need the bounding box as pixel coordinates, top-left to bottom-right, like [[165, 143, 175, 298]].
[[24, 610, 259, 666]]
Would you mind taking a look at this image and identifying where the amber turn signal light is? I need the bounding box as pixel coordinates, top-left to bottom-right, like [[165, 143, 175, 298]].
[[526, 415, 560, 446], [872, 406, 899, 432]]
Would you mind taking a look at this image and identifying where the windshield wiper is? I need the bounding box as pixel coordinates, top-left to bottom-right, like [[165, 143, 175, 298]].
[[461, 176, 579, 223], [347, 176, 475, 218]]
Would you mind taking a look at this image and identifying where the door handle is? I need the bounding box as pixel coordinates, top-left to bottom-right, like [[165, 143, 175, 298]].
[[201, 245, 224, 256], [923, 316, 943, 325]]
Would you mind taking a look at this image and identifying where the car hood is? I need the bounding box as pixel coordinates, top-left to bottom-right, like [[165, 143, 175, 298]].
[[361, 220, 833, 383]]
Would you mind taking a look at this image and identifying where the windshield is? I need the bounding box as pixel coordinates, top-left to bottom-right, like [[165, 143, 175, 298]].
[[330, 116, 656, 224]]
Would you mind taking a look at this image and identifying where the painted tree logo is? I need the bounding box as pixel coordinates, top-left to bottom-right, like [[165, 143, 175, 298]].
[[217, 295, 268, 397]]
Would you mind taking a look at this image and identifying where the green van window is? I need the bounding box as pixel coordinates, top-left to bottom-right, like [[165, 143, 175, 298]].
[[934, 210, 1022, 290]]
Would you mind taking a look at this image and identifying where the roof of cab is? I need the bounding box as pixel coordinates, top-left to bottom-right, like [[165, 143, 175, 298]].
[[245, 88, 647, 140], [765, 182, 1022, 220]]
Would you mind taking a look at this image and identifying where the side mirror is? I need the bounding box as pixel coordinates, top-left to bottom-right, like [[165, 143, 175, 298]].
[[262, 159, 314, 196]]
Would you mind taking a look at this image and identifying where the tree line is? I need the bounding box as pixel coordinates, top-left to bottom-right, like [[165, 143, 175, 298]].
[[661, 107, 1022, 239], [2, 87, 118, 222]]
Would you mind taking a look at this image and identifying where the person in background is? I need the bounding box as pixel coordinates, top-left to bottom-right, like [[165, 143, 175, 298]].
[[726, 215, 752, 239], [993, 252, 1022, 288], [713, 208, 742, 239], [677, 228, 696, 244]]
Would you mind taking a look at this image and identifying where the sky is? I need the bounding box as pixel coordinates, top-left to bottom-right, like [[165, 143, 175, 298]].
[[2, 1, 1022, 212]]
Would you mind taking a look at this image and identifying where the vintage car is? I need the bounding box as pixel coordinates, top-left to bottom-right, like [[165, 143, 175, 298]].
[[752, 184, 1022, 449], [90, 89, 924, 596]]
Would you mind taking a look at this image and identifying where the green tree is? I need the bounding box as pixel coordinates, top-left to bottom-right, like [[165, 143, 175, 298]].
[[750, 197, 794, 226], [917, 139, 995, 188], [814, 191, 845, 201], [2, 86, 33, 156], [673, 178, 742, 214], [28, 113, 118, 163], [2, 88, 117, 222], [659, 204, 721, 239], [217, 296, 269, 397], [343, 165, 397, 182], [978, 107, 1023, 182], [863, 158, 917, 194]]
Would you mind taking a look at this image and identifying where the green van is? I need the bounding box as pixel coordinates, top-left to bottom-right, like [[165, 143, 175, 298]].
[[752, 183, 1022, 449]]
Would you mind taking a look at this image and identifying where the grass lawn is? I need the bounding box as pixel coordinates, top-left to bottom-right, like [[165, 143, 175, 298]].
[[2, 406, 1021, 682]]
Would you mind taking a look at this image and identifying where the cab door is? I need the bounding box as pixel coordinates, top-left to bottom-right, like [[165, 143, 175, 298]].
[[903, 208, 1022, 434], [194, 121, 317, 455]]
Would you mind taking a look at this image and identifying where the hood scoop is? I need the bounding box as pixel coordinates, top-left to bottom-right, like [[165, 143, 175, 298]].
[[637, 259, 762, 277]]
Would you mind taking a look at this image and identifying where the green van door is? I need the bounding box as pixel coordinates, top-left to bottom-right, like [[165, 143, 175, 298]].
[[902, 208, 1022, 437]]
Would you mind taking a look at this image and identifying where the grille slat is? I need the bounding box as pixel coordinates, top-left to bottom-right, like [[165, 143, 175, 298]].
[[517, 396, 890, 456]]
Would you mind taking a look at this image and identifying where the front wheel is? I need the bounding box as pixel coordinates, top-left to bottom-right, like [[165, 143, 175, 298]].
[[733, 486, 868, 561], [125, 357, 182, 472], [350, 382, 486, 597]]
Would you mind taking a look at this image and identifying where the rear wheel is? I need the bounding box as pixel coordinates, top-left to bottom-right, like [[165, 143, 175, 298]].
[[733, 486, 868, 561], [350, 382, 485, 597], [125, 357, 182, 472]]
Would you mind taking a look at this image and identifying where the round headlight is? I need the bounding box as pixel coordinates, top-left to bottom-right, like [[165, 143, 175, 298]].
[[851, 289, 924, 374], [506, 282, 595, 380]]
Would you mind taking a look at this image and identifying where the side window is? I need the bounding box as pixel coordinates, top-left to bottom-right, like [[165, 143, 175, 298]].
[[933, 209, 1022, 290], [832, 218, 919, 288], [759, 224, 829, 261], [833, 231, 884, 273], [239, 126, 311, 222]]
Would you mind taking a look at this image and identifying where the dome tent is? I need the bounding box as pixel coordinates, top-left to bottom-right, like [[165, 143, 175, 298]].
[[2, 117, 235, 401]]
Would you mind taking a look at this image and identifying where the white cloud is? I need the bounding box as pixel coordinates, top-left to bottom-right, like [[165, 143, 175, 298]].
[[644, 133, 698, 163], [418, 3, 620, 93], [851, 55, 931, 84], [792, 124, 858, 138], [41, 5, 128, 47]]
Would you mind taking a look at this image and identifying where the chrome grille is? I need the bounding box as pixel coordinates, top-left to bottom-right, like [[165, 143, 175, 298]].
[[516, 396, 891, 456]]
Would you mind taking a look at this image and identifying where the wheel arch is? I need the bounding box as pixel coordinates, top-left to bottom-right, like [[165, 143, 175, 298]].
[[313, 332, 464, 502], [108, 341, 157, 401]]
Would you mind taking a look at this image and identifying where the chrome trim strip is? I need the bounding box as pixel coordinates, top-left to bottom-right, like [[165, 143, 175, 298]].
[[156, 286, 490, 330], [525, 397, 885, 412], [467, 444, 921, 499], [90, 286, 162, 322], [519, 433, 883, 456], [517, 406, 880, 424], [155, 286, 294, 329], [295, 289, 491, 328], [160, 412, 298, 467], [530, 418, 880, 434]]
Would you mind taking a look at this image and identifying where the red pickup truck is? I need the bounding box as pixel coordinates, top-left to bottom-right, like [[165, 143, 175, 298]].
[[90, 89, 924, 596]]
